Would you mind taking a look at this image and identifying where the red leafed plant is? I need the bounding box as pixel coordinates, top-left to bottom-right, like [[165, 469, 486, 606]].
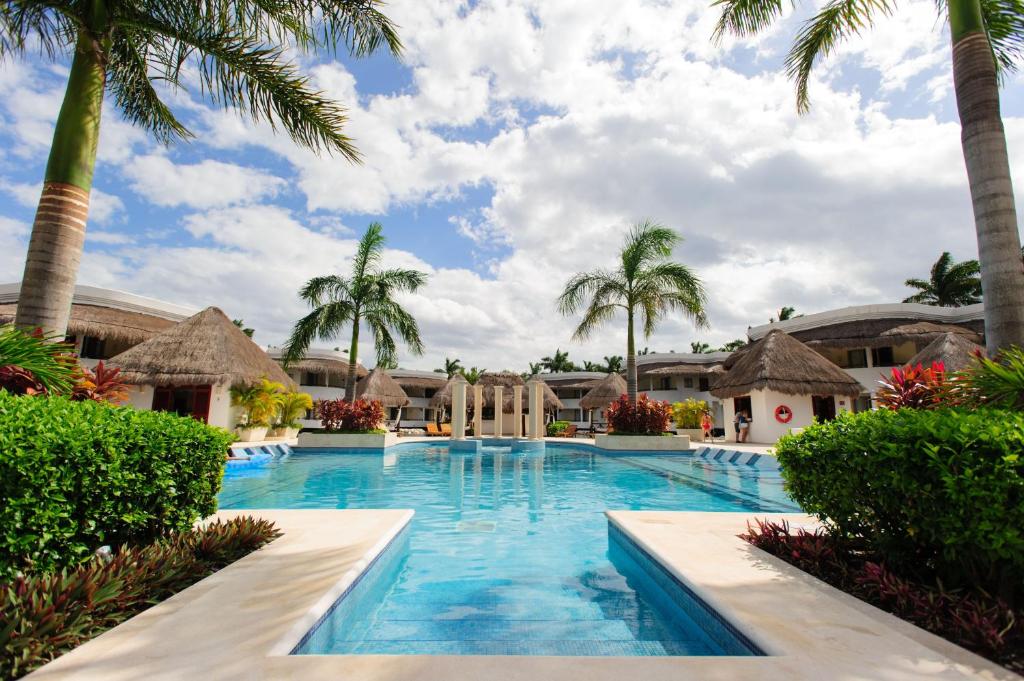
[[605, 393, 673, 435], [71, 361, 130, 403], [0, 365, 47, 395], [317, 398, 385, 432], [875, 361, 950, 410]]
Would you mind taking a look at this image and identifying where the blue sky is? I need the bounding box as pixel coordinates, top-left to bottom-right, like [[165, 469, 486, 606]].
[[1, 0, 1022, 371]]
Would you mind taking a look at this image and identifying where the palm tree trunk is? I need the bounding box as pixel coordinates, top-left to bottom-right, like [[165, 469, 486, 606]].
[[345, 316, 360, 401], [626, 308, 637, 404], [950, 0, 1024, 354], [15, 30, 106, 337]]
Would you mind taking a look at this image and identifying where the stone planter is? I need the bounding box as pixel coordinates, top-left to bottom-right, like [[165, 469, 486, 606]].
[[594, 434, 691, 451], [236, 425, 268, 442], [296, 432, 400, 449], [675, 428, 705, 442], [265, 427, 287, 440], [285, 427, 301, 440]]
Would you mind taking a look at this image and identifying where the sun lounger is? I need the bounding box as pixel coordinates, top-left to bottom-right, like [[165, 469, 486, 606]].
[[441, 424, 453, 436], [426, 423, 443, 436]]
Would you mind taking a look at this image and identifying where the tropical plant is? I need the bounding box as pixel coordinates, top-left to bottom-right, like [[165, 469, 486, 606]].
[[903, 252, 983, 307], [230, 379, 285, 427], [558, 220, 708, 403], [638, 346, 653, 355], [6, 2, 401, 338], [439, 357, 463, 378], [283, 223, 427, 400], [672, 398, 708, 429], [0, 326, 76, 395], [275, 391, 314, 429], [876, 362, 951, 410], [606, 393, 673, 434], [232, 319, 254, 338], [717, 339, 747, 352], [540, 348, 576, 373], [712, 0, 1024, 351], [960, 346, 1024, 409], [690, 341, 711, 353], [317, 398, 384, 432], [772, 306, 796, 322], [460, 366, 485, 384], [546, 420, 571, 436], [70, 361, 129, 403], [527, 362, 543, 376], [602, 355, 624, 373]]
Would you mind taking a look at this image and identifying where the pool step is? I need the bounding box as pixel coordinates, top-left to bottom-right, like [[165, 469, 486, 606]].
[[691, 446, 777, 469]]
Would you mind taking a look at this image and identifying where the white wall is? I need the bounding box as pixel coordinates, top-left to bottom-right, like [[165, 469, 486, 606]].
[[123, 383, 235, 431], [723, 389, 853, 444]]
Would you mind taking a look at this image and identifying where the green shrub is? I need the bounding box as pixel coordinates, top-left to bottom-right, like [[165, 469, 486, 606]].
[[671, 398, 707, 429], [547, 420, 570, 436], [0, 393, 233, 578], [776, 408, 1024, 598], [1, 516, 280, 680]]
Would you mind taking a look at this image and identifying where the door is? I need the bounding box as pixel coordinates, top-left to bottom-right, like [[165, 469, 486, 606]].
[[152, 385, 212, 423], [812, 395, 837, 421]]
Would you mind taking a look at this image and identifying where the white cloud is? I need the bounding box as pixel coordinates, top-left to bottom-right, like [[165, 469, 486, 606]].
[[122, 155, 285, 208]]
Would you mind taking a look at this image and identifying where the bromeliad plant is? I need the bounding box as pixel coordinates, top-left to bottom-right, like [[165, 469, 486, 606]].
[[606, 394, 673, 435], [70, 361, 129, 404], [875, 362, 950, 410]]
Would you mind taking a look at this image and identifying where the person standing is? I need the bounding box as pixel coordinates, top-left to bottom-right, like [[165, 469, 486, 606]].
[[701, 411, 714, 442]]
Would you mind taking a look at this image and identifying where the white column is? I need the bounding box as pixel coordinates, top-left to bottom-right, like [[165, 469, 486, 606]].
[[492, 385, 504, 437], [473, 384, 484, 438], [513, 385, 523, 438], [451, 377, 467, 441], [527, 379, 543, 440], [534, 384, 544, 439]]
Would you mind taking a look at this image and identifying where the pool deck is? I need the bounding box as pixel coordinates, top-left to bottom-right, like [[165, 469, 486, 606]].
[[26, 509, 1016, 681]]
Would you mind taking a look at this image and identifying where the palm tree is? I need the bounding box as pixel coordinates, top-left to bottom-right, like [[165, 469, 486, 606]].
[[440, 357, 463, 378], [540, 348, 575, 373], [717, 339, 748, 352], [6, 2, 401, 337], [527, 362, 543, 376], [904, 252, 983, 307], [460, 366, 484, 384], [284, 223, 427, 401], [558, 220, 708, 404], [690, 341, 711, 353], [771, 306, 796, 323], [603, 355, 624, 373], [712, 0, 1024, 354], [232, 319, 254, 338]]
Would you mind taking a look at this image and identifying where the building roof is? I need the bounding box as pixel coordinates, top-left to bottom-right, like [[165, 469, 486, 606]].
[[386, 369, 448, 390], [907, 332, 986, 372], [711, 329, 863, 399], [355, 368, 410, 407], [646, 363, 725, 376], [266, 347, 368, 382], [110, 307, 295, 388], [579, 373, 628, 410], [541, 371, 609, 388]]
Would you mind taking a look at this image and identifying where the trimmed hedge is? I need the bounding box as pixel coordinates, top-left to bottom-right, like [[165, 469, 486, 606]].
[[776, 408, 1024, 597], [0, 392, 233, 578]]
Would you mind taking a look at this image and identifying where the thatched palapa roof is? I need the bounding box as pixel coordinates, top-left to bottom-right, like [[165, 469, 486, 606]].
[[907, 332, 985, 372], [711, 329, 863, 399], [110, 307, 295, 388], [646, 363, 725, 376], [579, 372, 628, 410], [429, 372, 563, 412], [879, 322, 981, 345], [0, 302, 177, 344], [391, 374, 448, 390], [355, 368, 409, 407], [283, 357, 367, 381], [798, 318, 982, 349]]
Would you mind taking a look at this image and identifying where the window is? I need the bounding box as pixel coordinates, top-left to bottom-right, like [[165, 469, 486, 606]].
[[698, 377, 710, 392], [301, 371, 323, 387], [812, 395, 837, 421], [425, 409, 435, 420], [658, 377, 672, 391], [846, 349, 868, 369], [424, 388, 437, 398], [871, 346, 895, 367], [683, 377, 694, 389], [79, 335, 106, 359], [152, 385, 212, 423]]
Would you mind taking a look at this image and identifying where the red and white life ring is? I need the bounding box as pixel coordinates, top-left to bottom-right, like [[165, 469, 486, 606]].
[[774, 405, 793, 424]]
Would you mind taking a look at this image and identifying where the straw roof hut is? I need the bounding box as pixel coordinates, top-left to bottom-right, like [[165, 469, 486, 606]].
[[711, 329, 862, 399], [646, 363, 725, 376], [879, 321, 981, 345], [355, 368, 409, 407], [429, 372, 563, 412], [907, 332, 985, 372], [0, 302, 177, 344], [579, 372, 628, 410], [109, 307, 295, 388], [282, 357, 367, 382]]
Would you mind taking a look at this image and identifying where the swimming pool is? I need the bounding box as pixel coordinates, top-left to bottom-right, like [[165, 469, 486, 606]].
[[219, 443, 798, 656]]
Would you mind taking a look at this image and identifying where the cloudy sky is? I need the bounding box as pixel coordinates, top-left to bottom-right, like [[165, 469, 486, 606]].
[[1, 0, 1022, 372]]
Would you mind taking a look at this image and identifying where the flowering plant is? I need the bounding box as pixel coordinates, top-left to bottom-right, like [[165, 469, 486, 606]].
[[317, 398, 385, 432], [875, 362, 949, 410], [606, 393, 672, 434]]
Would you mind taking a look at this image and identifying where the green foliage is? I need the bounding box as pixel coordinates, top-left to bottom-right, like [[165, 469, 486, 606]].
[[776, 408, 1024, 598], [904, 252, 982, 307], [275, 391, 313, 428], [0, 325, 76, 395], [540, 349, 577, 373], [961, 346, 1024, 409], [0, 393, 233, 579], [230, 378, 285, 427], [546, 420, 571, 436], [671, 398, 707, 428], [0, 516, 280, 680], [460, 366, 484, 384]]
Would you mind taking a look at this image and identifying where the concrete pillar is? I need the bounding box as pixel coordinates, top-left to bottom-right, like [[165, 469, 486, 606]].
[[527, 378, 544, 440], [451, 375, 468, 441], [473, 383, 484, 438], [513, 385, 523, 438], [492, 385, 504, 437]]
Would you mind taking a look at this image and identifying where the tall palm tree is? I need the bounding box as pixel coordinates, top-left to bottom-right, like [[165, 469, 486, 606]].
[[439, 357, 463, 377], [232, 319, 254, 338], [284, 223, 427, 401], [460, 366, 484, 384], [527, 362, 543, 376], [903, 252, 983, 306], [6, 2, 400, 337], [603, 355, 624, 373], [774, 306, 796, 322], [690, 341, 711, 353], [712, 0, 1024, 354], [558, 220, 708, 404], [717, 339, 748, 352], [540, 348, 575, 373]]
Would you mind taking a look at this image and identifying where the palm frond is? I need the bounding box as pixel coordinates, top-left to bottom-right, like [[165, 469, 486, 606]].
[[298, 275, 351, 307], [282, 300, 355, 363], [364, 297, 425, 357], [0, 2, 78, 60], [352, 222, 386, 282], [620, 219, 679, 280], [107, 34, 192, 144], [572, 302, 620, 341], [712, 0, 788, 41], [557, 270, 624, 315], [979, 0, 1024, 75], [785, 0, 895, 112]]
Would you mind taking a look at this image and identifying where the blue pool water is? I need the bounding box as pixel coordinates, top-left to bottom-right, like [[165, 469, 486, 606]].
[[219, 443, 798, 656]]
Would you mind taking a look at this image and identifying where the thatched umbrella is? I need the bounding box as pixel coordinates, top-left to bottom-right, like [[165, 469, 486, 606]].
[[110, 307, 295, 388], [907, 332, 985, 372], [711, 329, 862, 398], [355, 368, 409, 408], [579, 372, 628, 410], [0, 302, 179, 345]]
